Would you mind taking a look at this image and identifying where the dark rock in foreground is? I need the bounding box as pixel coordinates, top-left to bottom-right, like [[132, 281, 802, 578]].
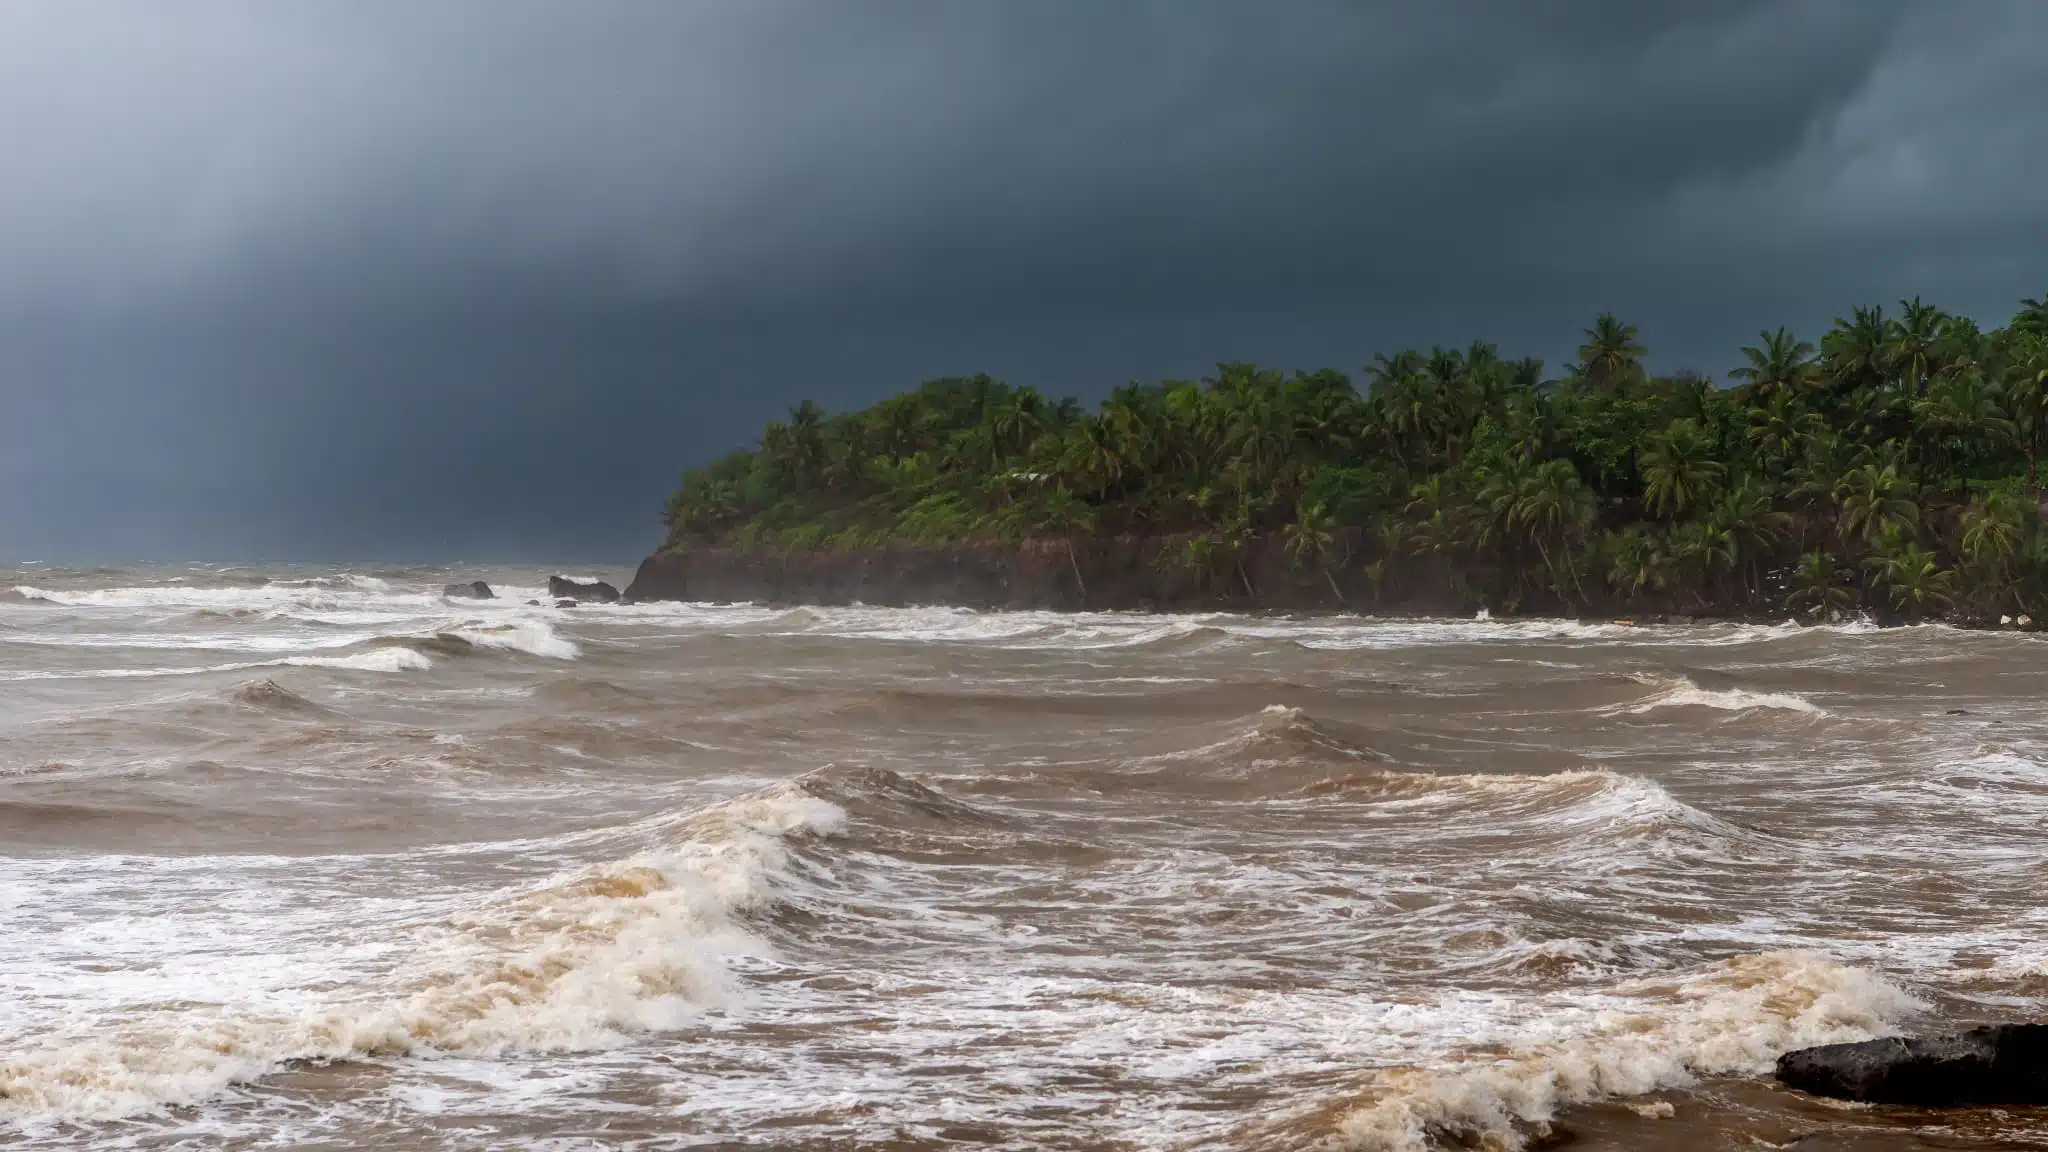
[[1776, 1024, 2048, 1105], [443, 581, 494, 599], [548, 576, 620, 603]]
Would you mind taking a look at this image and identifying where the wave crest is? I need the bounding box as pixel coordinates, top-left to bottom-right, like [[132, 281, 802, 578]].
[[1330, 951, 1919, 1151], [1614, 675, 1825, 716], [0, 784, 843, 1122], [448, 620, 580, 660]]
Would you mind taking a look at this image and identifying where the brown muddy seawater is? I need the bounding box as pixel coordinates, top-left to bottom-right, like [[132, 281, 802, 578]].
[[4, 564, 2048, 1150]]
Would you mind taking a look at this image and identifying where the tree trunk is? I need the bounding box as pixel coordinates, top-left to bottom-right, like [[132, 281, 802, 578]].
[[1323, 566, 1345, 605], [1534, 538, 1561, 605], [1066, 538, 1087, 601]]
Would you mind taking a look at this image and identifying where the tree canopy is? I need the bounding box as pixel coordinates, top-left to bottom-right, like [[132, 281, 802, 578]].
[[665, 295, 2048, 622]]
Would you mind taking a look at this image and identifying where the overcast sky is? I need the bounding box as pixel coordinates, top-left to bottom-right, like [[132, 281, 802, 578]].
[[2, 0, 2044, 561]]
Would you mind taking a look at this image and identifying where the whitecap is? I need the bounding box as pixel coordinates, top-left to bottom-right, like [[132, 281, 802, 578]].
[[1330, 951, 1919, 1151], [0, 784, 844, 1123], [1613, 675, 1825, 716], [449, 620, 580, 660]]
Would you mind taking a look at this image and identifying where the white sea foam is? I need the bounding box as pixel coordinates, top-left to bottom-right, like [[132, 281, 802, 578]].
[[607, 602, 1839, 652], [1331, 951, 1919, 1151], [450, 620, 581, 660], [0, 629, 377, 654], [285, 648, 436, 673], [0, 648, 435, 681], [0, 785, 843, 1123], [10, 582, 435, 613], [1615, 676, 1826, 716]]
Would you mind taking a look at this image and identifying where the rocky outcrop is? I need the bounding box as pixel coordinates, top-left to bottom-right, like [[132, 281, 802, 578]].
[[548, 576, 620, 604], [1776, 1024, 2048, 1105], [443, 581, 495, 599]]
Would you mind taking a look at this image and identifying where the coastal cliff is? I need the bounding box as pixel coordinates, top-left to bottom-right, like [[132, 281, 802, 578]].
[[626, 536, 1473, 615]]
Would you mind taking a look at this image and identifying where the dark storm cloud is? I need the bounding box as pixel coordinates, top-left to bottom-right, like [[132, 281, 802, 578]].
[[1, 1, 2044, 559]]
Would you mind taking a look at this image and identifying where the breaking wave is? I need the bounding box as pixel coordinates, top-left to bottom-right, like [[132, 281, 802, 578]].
[[1298, 764, 1751, 836], [8, 581, 430, 613], [1328, 952, 1920, 1151], [448, 620, 580, 660], [1614, 675, 1826, 716], [286, 648, 436, 674], [0, 649, 436, 682], [1151, 705, 1387, 769], [0, 783, 844, 1122]]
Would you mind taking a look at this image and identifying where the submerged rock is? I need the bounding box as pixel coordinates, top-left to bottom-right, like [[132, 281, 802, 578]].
[[1776, 1024, 2048, 1105], [548, 575, 620, 603], [443, 581, 495, 599]]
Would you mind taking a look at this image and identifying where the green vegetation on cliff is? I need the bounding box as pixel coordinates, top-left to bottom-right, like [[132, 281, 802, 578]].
[[665, 295, 2048, 621]]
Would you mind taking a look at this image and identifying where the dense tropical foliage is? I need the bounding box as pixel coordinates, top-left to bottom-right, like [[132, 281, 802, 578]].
[[665, 295, 2048, 621]]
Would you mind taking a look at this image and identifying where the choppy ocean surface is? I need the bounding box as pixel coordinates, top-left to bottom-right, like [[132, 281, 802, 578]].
[[3, 563, 2047, 1150]]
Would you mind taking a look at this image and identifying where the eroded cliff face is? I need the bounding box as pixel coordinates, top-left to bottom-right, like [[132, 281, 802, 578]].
[[622, 536, 1476, 614]]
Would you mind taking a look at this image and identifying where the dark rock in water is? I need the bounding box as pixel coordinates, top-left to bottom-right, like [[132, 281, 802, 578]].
[[1946, 708, 1971, 715], [443, 581, 495, 599], [526, 599, 542, 606], [554, 598, 580, 608], [1776, 1024, 2048, 1105], [548, 576, 620, 603]]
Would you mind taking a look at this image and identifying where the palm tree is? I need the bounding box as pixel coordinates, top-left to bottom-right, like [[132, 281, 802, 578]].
[[1713, 475, 1790, 597], [1833, 463, 1918, 546], [1060, 418, 1127, 499], [1224, 381, 1293, 491], [1787, 433, 1860, 512], [1367, 350, 1432, 471], [1497, 393, 1555, 462], [776, 399, 831, 488], [1034, 486, 1096, 600], [2004, 333, 2048, 486], [1783, 550, 1856, 619], [2017, 292, 2048, 338], [1959, 485, 2030, 609], [1731, 328, 1817, 400], [1464, 342, 1507, 416], [1285, 500, 1346, 602], [1667, 370, 1716, 423], [1511, 458, 1594, 601], [1911, 370, 2014, 482], [1864, 530, 1956, 620], [987, 388, 1047, 460], [1577, 313, 1646, 387], [1604, 526, 1674, 604], [1747, 395, 1823, 477], [1935, 315, 1985, 377], [1886, 297, 1946, 396], [1822, 305, 1889, 393], [1640, 419, 1725, 518], [1667, 520, 1736, 604], [1475, 453, 1534, 549]]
